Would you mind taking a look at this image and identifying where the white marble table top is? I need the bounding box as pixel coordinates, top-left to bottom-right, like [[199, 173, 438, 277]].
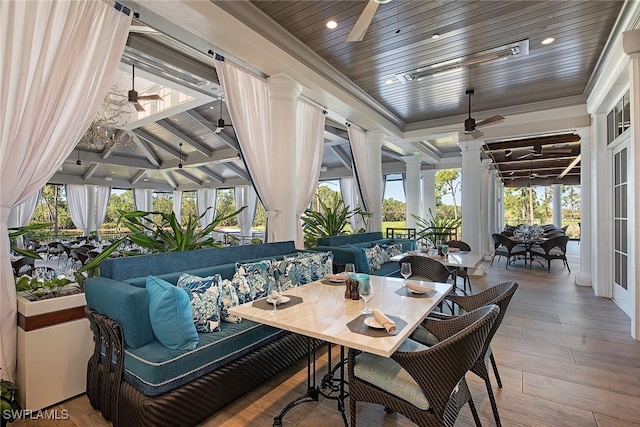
[[390, 251, 486, 269], [229, 276, 451, 357]]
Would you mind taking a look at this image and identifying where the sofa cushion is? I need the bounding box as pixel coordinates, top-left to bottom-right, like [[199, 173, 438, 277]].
[[376, 261, 401, 277], [359, 245, 382, 271], [122, 321, 286, 396], [316, 232, 384, 247], [177, 273, 221, 333], [147, 276, 199, 350], [378, 243, 404, 258], [272, 257, 309, 291], [235, 259, 273, 300], [216, 276, 242, 323]]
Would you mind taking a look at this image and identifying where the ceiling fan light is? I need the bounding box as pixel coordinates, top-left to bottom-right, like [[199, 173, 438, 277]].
[[505, 149, 512, 157], [326, 20, 338, 29], [431, 33, 440, 40], [374, 0, 392, 3], [541, 37, 555, 45]]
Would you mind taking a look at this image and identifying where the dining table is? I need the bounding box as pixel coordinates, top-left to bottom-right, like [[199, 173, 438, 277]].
[[508, 235, 547, 268], [229, 275, 451, 427]]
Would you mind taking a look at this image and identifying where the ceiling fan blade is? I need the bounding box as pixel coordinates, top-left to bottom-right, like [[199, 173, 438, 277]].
[[544, 148, 573, 154], [465, 129, 484, 138], [138, 94, 163, 101], [133, 102, 145, 112], [346, 0, 379, 42], [517, 152, 533, 160], [475, 115, 505, 127]]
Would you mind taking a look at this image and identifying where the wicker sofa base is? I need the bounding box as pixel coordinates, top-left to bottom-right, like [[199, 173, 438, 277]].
[[86, 309, 322, 427]]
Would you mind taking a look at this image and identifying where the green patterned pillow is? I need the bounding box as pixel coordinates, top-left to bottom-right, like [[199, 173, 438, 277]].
[[177, 273, 221, 333], [234, 259, 273, 300]]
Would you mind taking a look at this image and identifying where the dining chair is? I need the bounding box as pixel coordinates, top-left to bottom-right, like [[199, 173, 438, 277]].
[[11, 256, 36, 276], [348, 305, 499, 427], [398, 255, 452, 283], [491, 234, 526, 269], [445, 240, 473, 293], [529, 235, 570, 272], [412, 281, 519, 427]]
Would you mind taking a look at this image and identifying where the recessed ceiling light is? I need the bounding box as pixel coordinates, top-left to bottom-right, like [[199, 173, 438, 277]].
[[105, 176, 113, 181], [541, 37, 555, 45], [432, 33, 440, 40], [385, 79, 395, 85], [143, 178, 148, 182], [209, 106, 214, 109], [326, 20, 338, 29]]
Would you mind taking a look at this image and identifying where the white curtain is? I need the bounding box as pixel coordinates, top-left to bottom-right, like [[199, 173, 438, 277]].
[[95, 186, 111, 232], [66, 184, 90, 235], [340, 177, 364, 232], [8, 191, 40, 228], [215, 59, 280, 242], [0, 0, 130, 381], [173, 190, 182, 225], [295, 101, 325, 248], [197, 188, 217, 229], [235, 185, 258, 242], [348, 126, 376, 231], [133, 188, 153, 212]]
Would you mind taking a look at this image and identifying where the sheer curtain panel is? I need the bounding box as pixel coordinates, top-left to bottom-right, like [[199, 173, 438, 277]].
[[295, 101, 325, 248], [235, 185, 258, 242], [66, 184, 90, 235], [348, 126, 376, 230], [8, 191, 40, 228], [197, 188, 217, 229], [340, 177, 364, 232], [0, 0, 130, 381], [215, 59, 280, 242], [173, 190, 183, 225], [133, 189, 153, 212], [95, 186, 111, 232]]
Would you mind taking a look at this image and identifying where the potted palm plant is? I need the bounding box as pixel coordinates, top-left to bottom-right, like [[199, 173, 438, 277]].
[[412, 208, 462, 249]]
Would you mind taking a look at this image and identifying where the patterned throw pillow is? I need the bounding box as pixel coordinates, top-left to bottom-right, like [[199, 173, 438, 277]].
[[177, 273, 221, 333], [286, 251, 333, 281], [378, 243, 404, 259], [213, 276, 242, 324], [362, 246, 382, 271], [272, 257, 311, 291], [234, 259, 273, 300], [372, 244, 390, 265], [230, 273, 253, 304]]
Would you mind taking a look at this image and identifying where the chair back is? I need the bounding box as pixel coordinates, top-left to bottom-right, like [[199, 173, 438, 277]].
[[12, 257, 36, 275], [398, 255, 451, 283], [392, 305, 499, 420], [541, 235, 569, 253], [493, 233, 517, 251], [445, 240, 471, 252]]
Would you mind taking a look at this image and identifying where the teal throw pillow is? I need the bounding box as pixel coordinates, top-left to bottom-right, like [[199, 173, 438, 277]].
[[177, 273, 221, 333], [146, 276, 199, 351]]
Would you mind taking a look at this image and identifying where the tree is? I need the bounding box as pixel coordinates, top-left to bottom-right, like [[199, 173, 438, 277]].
[[215, 189, 238, 227], [562, 185, 580, 220], [382, 198, 405, 221], [104, 190, 134, 229], [435, 170, 460, 219]]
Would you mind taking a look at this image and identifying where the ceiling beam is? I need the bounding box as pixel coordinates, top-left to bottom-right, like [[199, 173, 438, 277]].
[[329, 145, 352, 170], [160, 171, 178, 189], [486, 134, 580, 151], [132, 129, 183, 159], [198, 166, 225, 183], [558, 154, 582, 179], [156, 119, 213, 156], [101, 130, 124, 160], [50, 173, 174, 191], [174, 168, 203, 186], [66, 149, 159, 170], [223, 162, 249, 180], [83, 163, 99, 181], [185, 109, 238, 150], [160, 147, 238, 169], [410, 141, 440, 164], [381, 147, 404, 161], [130, 133, 160, 167], [130, 169, 147, 185]]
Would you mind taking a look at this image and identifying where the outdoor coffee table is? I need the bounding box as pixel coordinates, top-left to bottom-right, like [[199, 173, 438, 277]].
[[229, 276, 451, 426]]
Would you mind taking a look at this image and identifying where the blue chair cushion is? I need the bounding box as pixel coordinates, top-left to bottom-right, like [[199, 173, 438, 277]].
[[147, 276, 199, 350]]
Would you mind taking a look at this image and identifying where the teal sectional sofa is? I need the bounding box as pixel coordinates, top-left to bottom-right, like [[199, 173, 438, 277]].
[[84, 241, 325, 427], [314, 231, 416, 277]]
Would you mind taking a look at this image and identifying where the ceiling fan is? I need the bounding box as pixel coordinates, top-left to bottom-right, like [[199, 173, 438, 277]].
[[462, 89, 504, 138], [346, 0, 391, 42], [214, 98, 233, 134], [516, 144, 572, 159], [128, 65, 163, 112]]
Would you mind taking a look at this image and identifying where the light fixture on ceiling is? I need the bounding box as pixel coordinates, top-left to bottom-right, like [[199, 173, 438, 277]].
[[396, 39, 529, 83], [384, 79, 395, 85], [320, 165, 328, 172], [76, 149, 82, 166], [214, 98, 233, 134], [533, 144, 542, 156], [374, 0, 392, 3], [105, 176, 113, 182], [326, 20, 338, 29], [541, 37, 555, 45], [79, 85, 134, 151], [431, 33, 440, 40], [178, 142, 183, 169], [505, 149, 512, 157], [236, 152, 241, 160]]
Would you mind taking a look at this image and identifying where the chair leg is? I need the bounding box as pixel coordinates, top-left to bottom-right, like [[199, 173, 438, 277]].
[[468, 396, 482, 427], [566, 259, 571, 273], [548, 260, 551, 273], [490, 353, 503, 388], [350, 396, 357, 427], [485, 378, 502, 427]]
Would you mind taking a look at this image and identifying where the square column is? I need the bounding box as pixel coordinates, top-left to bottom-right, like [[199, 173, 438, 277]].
[[364, 130, 383, 232], [576, 127, 592, 287], [480, 159, 491, 255], [403, 155, 421, 229], [458, 139, 485, 252], [487, 168, 496, 252], [420, 169, 437, 220], [552, 184, 562, 228]]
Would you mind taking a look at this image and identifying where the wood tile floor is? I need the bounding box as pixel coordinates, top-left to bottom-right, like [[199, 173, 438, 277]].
[[14, 241, 640, 426]]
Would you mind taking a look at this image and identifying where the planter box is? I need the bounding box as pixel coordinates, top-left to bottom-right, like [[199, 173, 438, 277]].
[[16, 292, 92, 411]]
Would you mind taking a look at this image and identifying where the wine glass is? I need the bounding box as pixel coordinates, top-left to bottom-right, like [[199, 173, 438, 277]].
[[400, 262, 412, 286], [267, 276, 282, 314], [441, 244, 449, 258], [358, 279, 373, 314], [344, 263, 355, 278]]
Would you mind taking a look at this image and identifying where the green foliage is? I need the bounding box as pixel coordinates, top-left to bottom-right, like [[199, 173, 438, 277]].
[[302, 192, 370, 249], [412, 208, 461, 247], [215, 189, 240, 227], [1, 374, 19, 424], [15, 275, 78, 301], [8, 223, 51, 259], [382, 198, 406, 222], [435, 170, 460, 217], [117, 206, 245, 253]]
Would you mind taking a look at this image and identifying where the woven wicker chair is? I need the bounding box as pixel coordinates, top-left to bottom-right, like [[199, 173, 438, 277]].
[[413, 281, 518, 427], [398, 255, 452, 283], [491, 234, 526, 269], [445, 240, 473, 293], [530, 235, 570, 272], [11, 256, 36, 276], [348, 305, 499, 427]]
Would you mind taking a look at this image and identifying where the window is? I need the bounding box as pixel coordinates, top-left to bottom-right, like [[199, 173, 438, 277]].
[[607, 90, 631, 144]]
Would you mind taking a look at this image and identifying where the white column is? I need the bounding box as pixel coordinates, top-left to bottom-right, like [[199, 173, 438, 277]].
[[458, 139, 484, 252], [268, 73, 302, 242], [421, 169, 437, 220], [365, 130, 384, 232], [552, 184, 562, 227], [403, 155, 421, 229], [590, 113, 610, 298], [480, 159, 491, 255], [86, 185, 96, 235], [145, 189, 154, 212], [496, 179, 504, 232], [488, 168, 496, 252], [576, 127, 592, 287]]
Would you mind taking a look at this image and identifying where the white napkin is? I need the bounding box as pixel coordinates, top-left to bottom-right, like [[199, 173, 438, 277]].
[[372, 309, 396, 333], [406, 282, 436, 294], [324, 273, 347, 281]]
